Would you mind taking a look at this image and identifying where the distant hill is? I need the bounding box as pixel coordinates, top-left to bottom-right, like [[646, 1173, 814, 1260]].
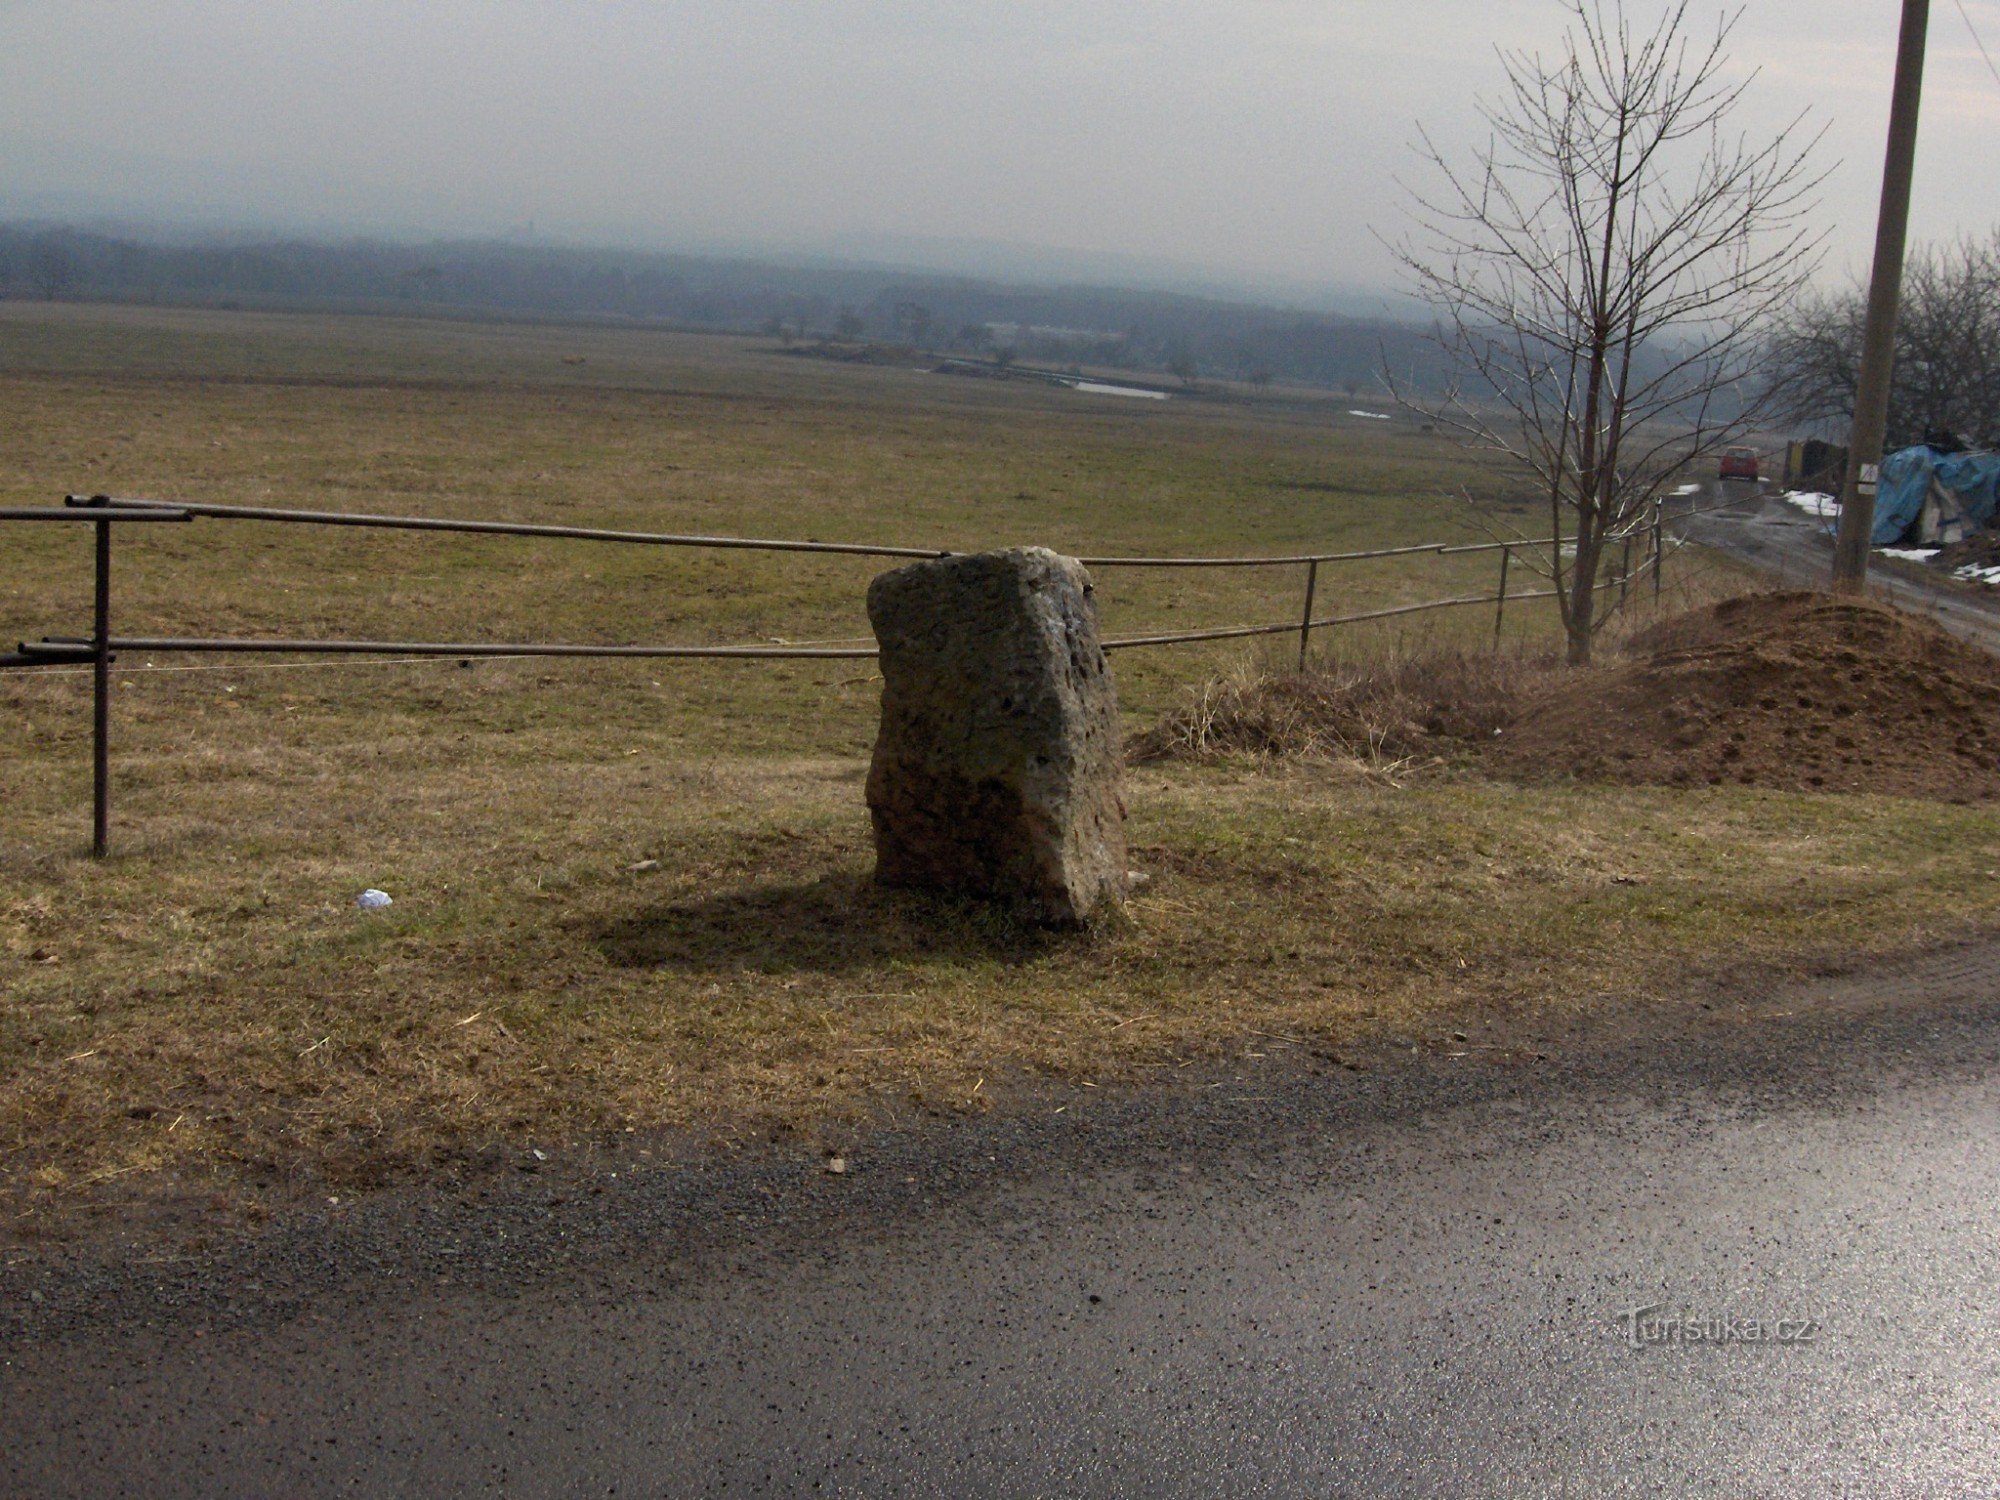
[[0, 222, 1449, 393]]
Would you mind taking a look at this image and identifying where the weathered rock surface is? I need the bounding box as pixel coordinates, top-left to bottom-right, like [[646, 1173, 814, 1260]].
[[866, 547, 1127, 925]]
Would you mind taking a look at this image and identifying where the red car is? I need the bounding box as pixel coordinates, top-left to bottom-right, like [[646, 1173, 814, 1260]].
[[1718, 446, 1760, 482]]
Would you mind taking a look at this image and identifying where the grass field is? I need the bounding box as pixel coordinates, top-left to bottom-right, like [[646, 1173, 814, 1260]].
[[0, 301, 1592, 721], [4, 301, 1994, 1236]]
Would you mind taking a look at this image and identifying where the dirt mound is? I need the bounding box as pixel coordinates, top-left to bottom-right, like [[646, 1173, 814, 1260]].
[[1490, 591, 2000, 798], [1931, 530, 2000, 575]]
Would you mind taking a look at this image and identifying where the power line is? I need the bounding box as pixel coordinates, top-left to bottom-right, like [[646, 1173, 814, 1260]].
[[1956, 0, 2000, 88]]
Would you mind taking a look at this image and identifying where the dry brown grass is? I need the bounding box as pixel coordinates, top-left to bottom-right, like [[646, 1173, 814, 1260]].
[[0, 304, 1982, 1239], [11, 736, 2000, 1240], [1130, 647, 1549, 771], [1132, 567, 1771, 773]]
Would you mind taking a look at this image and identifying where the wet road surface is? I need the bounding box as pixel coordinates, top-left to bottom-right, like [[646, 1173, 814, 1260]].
[[1685, 480, 2000, 652], [7, 943, 2000, 1495]]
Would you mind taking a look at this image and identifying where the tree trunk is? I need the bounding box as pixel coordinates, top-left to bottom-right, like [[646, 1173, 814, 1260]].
[[1565, 542, 1602, 666], [1565, 614, 1594, 666]]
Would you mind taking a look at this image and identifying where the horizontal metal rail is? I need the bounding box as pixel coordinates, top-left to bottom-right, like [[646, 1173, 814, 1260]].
[[1102, 548, 1658, 650], [0, 651, 90, 668], [1, 507, 190, 522], [72, 495, 952, 561], [1088, 527, 1671, 566], [15, 577, 1598, 665], [1082, 537, 1557, 568], [21, 636, 880, 662], [1100, 587, 1567, 649], [77, 494, 1574, 570]]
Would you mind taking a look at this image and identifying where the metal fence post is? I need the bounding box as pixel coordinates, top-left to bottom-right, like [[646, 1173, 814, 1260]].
[[1297, 558, 1319, 672], [1493, 545, 1511, 649], [90, 499, 113, 858]]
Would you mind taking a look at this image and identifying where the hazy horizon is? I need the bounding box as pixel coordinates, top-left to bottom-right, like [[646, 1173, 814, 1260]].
[[6, 2, 2000, 307], [0, 179, 1404, 318]]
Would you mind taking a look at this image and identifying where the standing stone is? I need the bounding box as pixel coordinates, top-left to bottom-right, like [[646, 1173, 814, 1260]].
[[866, 546, 1128, 925]]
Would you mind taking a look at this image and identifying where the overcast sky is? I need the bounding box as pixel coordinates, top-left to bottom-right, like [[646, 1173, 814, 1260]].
[[3, 1, 1997, 303]]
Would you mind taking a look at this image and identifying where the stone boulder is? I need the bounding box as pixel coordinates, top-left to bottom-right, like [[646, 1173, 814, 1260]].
[[865, 547, 1128, 925]]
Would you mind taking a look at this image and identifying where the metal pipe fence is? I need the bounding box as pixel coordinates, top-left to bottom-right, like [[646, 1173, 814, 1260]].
[[6, 491, 1670, 855], [94, 493, 1556, 568], [92, 495, 953, 560]]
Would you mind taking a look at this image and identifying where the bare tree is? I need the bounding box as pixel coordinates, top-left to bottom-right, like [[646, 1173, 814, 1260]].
[[28, 231, 78, 301], [1766, 233, 2000, 449], [1391, 0, 1823, 663]]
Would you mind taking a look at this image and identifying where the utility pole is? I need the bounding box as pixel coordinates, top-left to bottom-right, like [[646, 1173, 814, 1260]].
[[1832, 0, 1931, 591]]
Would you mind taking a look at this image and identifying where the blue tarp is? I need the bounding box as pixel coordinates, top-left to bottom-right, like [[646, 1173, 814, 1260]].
[[1873, 446, 2000, 544]]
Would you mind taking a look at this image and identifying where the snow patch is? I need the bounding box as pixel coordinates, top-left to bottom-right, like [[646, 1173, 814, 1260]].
[[1346, 410, 1392, 421], [1881, 547, 1941, 562], [1782, 490, 1840, 519], [1071, 381, 1169, 400], [1955, 564, 2000, 587]]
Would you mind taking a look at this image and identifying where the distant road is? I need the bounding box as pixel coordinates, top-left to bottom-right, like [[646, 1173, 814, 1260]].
[[1684, 478, 2000, 652], [8, 943, 2000, 1496]]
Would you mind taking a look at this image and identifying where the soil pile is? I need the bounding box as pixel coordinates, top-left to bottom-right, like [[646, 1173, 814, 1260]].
[[1931, 531, 2000, 575], [1490, 591, 2000, 798]]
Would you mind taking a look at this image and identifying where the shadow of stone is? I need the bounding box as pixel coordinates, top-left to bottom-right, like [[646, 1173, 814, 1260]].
[[593, 869, 1068, 975]]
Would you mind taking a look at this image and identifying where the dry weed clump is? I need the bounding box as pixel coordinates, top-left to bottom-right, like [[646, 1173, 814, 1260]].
[[1130, 647, 1555, 771]]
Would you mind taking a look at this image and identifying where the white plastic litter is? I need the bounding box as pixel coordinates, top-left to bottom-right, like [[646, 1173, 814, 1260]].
[[356, 889, 394, 910]]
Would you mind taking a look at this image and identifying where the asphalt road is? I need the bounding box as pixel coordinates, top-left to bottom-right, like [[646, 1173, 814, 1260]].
[[7, 943, 2000, 1496], [1684, 479, 2000, 652]]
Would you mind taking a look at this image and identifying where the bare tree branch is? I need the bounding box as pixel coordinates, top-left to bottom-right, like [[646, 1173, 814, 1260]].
[[1766, 232, 2000, 449], [1386, 1, 1824, 661]]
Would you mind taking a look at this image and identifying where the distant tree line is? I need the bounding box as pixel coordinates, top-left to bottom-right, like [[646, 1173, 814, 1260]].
[[1765, 232, 2000, 450], [0, 221, 1447, 393]]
